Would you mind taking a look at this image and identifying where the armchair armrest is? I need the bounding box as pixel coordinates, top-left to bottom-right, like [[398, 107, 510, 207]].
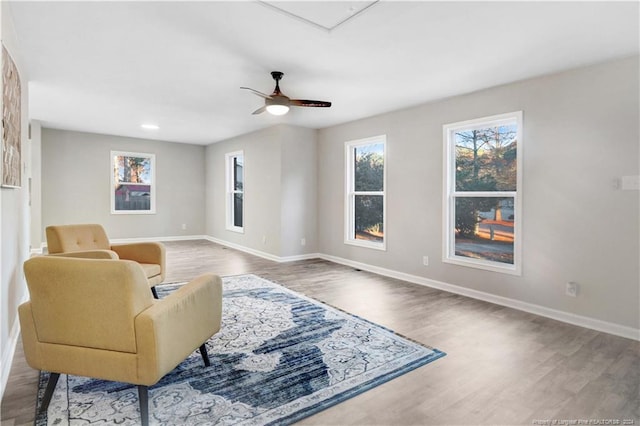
[[17, 302, 40, 371], [111, 242, 165, 267], [134, 274, 222, 384], [48, 250, 119, 260]]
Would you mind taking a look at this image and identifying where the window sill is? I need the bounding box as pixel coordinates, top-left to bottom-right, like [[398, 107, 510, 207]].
[[443, 256, 521, 276], [344, 239, 386, 251], [111, 210, 156, 215]]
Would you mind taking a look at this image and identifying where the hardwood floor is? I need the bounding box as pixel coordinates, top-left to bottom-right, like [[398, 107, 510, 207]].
[[2, 239, 638, 425]]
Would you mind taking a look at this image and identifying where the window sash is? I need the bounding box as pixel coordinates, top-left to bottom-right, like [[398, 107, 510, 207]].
[[349, 190, 384, 196], [225, 151, 244, 233], [451, 191, 516, 198], [344, 136, 386, 250], [443, 111, 522, 275], [110, 151, 155, 215]]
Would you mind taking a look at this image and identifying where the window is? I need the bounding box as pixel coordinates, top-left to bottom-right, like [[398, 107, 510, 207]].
[[225, 151, 244, 232], [345, 135, 386, 250], [443, 111, 522, 274], [111, 151, 155, 214]]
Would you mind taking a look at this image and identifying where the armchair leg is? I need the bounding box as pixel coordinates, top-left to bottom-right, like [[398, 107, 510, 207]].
[[199, 343, 211, 367], [138, 385, 149, 426], [151, 287, 159, 299], [39, 372, 60, 414]]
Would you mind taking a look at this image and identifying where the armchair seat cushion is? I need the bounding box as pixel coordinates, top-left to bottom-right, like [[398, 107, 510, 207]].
[[140, 263, 161, 280]]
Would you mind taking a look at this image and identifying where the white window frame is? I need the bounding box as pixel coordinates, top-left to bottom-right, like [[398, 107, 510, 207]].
[[344, 135, 387, 251], [110, 150, 156, 215], [443, 111, 523, 275], [225, 151, 244, 233]]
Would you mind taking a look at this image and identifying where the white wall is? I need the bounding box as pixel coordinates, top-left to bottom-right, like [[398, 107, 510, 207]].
[[21, 56, 640, 368], [29, 121, 42, 250], [0, 1, 31, 399], [205, 124, 318, 258], [280, 125, 318, 257], [317, 56, 639, 331], [205, 125, 283, 255], [41, 128, 206, 241]]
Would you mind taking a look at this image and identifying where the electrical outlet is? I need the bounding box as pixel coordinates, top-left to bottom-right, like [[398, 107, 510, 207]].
[[566, 281, 578, 297], [181, 223, 187, 230], [262, 235, 267, 244], [301, 238, 306, 246], [422, 256, 429, 266]]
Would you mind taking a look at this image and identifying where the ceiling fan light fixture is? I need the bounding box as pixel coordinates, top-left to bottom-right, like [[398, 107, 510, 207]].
[[242, 71, 331, 116], [265, 95, 290, 115], [266, 104, 290, 115]]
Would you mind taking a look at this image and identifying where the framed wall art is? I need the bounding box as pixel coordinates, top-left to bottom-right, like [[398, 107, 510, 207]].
[[2, 44, 22, 188]]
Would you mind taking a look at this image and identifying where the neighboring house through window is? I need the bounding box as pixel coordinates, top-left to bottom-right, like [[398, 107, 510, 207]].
[[443, 111, 522, 274], [225, 151, 244, 232], [345, 135, 386, 250]]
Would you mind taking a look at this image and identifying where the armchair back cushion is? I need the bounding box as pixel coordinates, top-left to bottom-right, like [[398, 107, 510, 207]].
[[23, 256, 154, 353], [46, 224, 111, 253]]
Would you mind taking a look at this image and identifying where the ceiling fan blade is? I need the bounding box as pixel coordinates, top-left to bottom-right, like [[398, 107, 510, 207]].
[[252, 106, 267, 115], [240, 87, 272, 99], [290, 99, 332, 108]]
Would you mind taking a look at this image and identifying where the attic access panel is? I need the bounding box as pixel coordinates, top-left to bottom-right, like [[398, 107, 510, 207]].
[[261, 1, 378, 32]]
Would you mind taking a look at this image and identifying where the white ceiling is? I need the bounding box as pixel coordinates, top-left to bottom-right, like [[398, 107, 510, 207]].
[[7, 1, 639, 145]]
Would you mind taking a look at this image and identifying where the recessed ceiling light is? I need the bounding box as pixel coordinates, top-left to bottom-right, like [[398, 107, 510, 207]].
[[141, 123, 159, 130]]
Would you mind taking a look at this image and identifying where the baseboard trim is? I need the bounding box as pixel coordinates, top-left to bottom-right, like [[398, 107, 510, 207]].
[[0, 316, 22, 402], [110, 234, 208, 244], [280, 253, 323, 262], [318, 253, 639, 341], [204, 236, 320, 263]]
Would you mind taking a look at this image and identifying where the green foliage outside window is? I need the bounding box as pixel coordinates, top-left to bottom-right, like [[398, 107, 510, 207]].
[[354, 147, 384, 240]]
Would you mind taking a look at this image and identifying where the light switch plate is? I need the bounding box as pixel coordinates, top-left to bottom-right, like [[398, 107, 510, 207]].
[[621, 175, 640, 190]]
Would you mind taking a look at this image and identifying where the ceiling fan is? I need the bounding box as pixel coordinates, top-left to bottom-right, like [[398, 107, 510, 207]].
[[241, 71, 332, 116]]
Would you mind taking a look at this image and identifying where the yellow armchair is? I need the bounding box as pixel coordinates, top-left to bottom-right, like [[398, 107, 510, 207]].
[[45, 224, 166, 297], [19, 256, 222, 426]]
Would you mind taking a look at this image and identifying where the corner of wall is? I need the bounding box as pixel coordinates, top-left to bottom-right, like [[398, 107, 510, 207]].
[[0, 0, 32, 402]]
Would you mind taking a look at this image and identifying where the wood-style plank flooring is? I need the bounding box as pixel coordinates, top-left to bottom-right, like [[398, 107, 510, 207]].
[[2, 240, 639, 425]]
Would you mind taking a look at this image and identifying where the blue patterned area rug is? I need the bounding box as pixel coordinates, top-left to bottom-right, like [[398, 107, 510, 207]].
[[36, 274, 445, 425]]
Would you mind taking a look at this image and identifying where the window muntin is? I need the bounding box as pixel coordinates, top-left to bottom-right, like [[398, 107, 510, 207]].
[[345, 136, 386, 250], [444, 112, 522, 274], [226, 151, 244, 232]]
